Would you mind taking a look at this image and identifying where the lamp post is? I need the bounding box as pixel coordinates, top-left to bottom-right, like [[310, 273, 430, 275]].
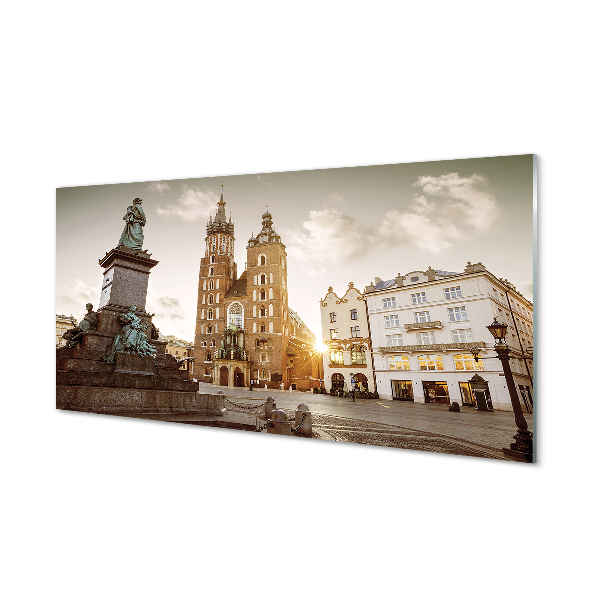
[[486, 317, 533, 463]]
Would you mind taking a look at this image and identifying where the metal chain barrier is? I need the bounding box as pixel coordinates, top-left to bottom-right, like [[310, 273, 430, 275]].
[[256, 421, 274, 432], [291, 413, 307, 434], [223, 396, 267, 412]]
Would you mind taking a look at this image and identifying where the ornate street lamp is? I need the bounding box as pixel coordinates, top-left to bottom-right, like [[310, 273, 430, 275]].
[[487, 317, 534, 462]]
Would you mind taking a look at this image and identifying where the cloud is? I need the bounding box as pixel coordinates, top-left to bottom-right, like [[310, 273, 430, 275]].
[[157, 186, 218, 221], [286, 172, 498, 262], [413, 172, 498, 230], [145, 181, 171, 194], [146, 291, 193, 340], [58, 279, 101, 317]]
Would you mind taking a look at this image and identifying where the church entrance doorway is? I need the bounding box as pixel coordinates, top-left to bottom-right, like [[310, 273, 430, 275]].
[[220, 366, 229, 386]]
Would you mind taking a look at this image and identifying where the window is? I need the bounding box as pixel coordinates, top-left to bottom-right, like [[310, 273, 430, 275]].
[[259, 255, 266, 266], [210, 339, 215, 347], [227, 301, 244, 328], [260, 274, 266, 285], [350, 326, 361, 338], [208, 294, 214, 304], [255, 339, 261, 348], [260, 324, 266, 333], [261, 353, 267, 362], [260, 290, 266, 300], [388, 356, 410, 370], [211, 255, 215, 263], [418, 355, 444, 370], [208, 308, 213, 320], [201, 340, 207, 347], [444, 286, 462, 299], [448, 306, 468, 322], [209, 267, 214, 276], [416, 331, 436, 345], [330, 349, 343, 365], [411, 292, 426, 304], [209, 280, 214, 290], [451, 328, 473, 343], [351, 346, 366, 364], [453, 353, 484, 371], [386, 334, 403, 346], [350, 309, 358, 320], [384, 315, 400, 328], [260, 307, 267, 317], [414, 311, 431, 323], [330, 312, 336, 322], [206, 352, 212, 361], [330, 328, 339, 339], [411, 276, 419, 282], [383, 297, 396, 308], [207, 326, 212, 334]]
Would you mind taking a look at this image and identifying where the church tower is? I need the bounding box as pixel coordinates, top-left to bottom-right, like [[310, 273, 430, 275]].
[[192, 187, 237, 379], [245, 209, 292, 385]]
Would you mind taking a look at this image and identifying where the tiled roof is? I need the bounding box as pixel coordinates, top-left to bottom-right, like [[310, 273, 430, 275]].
[[225, 271, 248, 297]]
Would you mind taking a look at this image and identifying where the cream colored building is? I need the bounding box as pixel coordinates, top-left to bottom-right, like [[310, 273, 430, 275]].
[[364, 262, 533, 411], [319, 283, 375, 393], [56, 314, 77, 348], [160, 335, 194, 358]]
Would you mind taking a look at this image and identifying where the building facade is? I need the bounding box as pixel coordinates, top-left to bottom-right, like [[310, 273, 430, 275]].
[[364, 262, 533, 412], [56, 314, 77, 348], [319, 283, 375, 393], [192, 192, 320, 388]]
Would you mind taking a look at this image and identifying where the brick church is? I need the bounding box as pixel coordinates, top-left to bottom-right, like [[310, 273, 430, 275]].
[[192, 189, 322, 388]]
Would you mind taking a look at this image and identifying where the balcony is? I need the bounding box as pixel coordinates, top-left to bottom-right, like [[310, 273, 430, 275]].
[[404, 321, 443, 331], [381, 341, 486, 353]]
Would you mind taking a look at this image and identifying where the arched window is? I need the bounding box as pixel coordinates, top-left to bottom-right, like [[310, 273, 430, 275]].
[[453, 354, 484, 371], [260, 323, 266, 333], [211, 339, 216, 347], [211, 240, 216, 251], [206, 352, 212, 361], [351, 346, 366, 364], [201, 340, 207, 347], [354, 373, 369, 390], [211, 255, 216, 263], [260, 273, 266, 285], [267, 339, 272, 349], [209, 280, 214, 290], [259, 254, 266, 266], [208, 308, 213, 320], [260, 289, 266, 300], [209, 267, 214, 276], [260, 306, 267, 317], [388, 356, 410, 370], [256, 339, 261, 348], [418, 355, 445, 371], [227, 302, 244, 328], [208, 294, 214, 305], [207, 326, 212, 333], [331, 373, 344, 391]]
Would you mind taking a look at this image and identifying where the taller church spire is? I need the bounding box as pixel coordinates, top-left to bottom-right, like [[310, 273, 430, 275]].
[[207, 183, 234, 236]]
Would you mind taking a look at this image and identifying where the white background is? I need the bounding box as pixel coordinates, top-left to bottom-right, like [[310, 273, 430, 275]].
[[2, 2, 598, 599]]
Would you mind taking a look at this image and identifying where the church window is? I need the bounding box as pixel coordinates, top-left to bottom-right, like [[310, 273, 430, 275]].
[[227, 302, 244, 328], [260, 290, 266, 300], [201, 340, 207, 347], [211, 339, 216, 347], [260, 323, 266, 333], [209, 280, 214, 290], [208, 309, 213, 320], [206, 352, 212, 361], [211, 240, 216, 251], [261, 354, 267, 362], [208, 326, 212, 333], [268, 339, 272, 349], [209, 267, 214, 276], [259, 254, 266, 266], [208, 294, 214, 305], [260, 274, 266, 285], [221, 239, 226, 252], [211, 255, 216, 264], [260, 306, 266, 317], [256, 340, 261, 348]]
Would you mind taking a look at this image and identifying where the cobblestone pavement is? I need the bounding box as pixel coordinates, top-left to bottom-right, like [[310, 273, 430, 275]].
[[196, 382, 534, 461]]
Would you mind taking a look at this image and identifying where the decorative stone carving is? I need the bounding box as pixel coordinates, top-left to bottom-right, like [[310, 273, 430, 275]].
[[404, 321, 443, 331], [103, 305, 158, 363]]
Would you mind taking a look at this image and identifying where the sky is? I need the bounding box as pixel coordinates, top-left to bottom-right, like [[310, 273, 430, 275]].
[[56, 154, 534, 342]]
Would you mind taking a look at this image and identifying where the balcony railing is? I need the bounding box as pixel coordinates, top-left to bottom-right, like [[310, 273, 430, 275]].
[[404, 321, 443, 330], [381, 341, 486, 353]]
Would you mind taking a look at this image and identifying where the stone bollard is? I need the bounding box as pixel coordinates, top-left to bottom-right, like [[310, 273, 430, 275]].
[[294, 403, 312, 436], [289, 386, 293, 392], [267, 409, 292, 435], [265, 396, 276, 419]]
